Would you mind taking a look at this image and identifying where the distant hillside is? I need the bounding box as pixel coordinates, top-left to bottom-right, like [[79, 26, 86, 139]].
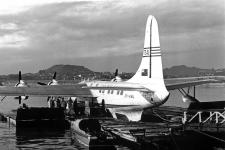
[[0, 64, 224, 81], [38, 64, 95, 80], [0, 65, 96, 81], [163, 65, 215, 78]]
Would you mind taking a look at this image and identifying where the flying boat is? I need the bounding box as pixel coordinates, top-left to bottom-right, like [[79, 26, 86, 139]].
[[0, 15, 215, 121]]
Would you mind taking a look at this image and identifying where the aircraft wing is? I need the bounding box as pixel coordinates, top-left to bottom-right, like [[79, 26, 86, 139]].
[[0, 84, 93, 97], [0, 79, 217, 97], [0, 84, 149, 97], [84, 86, 149, 92], [166, 79, 217, 90]]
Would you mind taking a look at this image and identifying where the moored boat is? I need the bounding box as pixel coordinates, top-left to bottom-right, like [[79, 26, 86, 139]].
[[70, 118, 114, 147]]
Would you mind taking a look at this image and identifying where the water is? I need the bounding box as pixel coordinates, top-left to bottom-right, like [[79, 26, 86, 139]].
[[0, 122, 16, 150], [165, 85, 225, 108], [0, 121, 127, 150], [0, 85, 224, 149]]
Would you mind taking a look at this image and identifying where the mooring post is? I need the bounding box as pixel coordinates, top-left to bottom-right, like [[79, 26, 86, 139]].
[[215, 112, 219, 124], [8, 117, 10, 128], [209, 111, 213, 122], [182, 111, 187, 124], [198, 112, 202, 123]]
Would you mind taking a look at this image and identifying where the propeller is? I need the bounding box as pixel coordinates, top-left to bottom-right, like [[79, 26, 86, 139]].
[[111, 68, 122, 82], [53, 72, 56, 80], [114, 69, 118, 77], [37, 72, 58, 86], [15, 71, 27, 87], [15, 71, 21, 87], [37, 72, 58, 103], [14, 71, 29, 104], [19, 70, 21, 81]]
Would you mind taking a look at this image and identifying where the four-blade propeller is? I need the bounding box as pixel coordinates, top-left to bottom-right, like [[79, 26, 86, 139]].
[[14, 71, 29, 104], [37, 72, 58, 86], [111, 68, 122, 82]]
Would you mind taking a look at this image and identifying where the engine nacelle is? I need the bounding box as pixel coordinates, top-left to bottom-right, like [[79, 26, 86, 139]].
[[15, 80, 28, 87], [48, 79, 59, 85]]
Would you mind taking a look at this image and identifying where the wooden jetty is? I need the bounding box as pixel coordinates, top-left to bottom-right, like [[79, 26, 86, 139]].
[[99, 118, 182, 148], [0, 104, 225, 149], [70, 116, 225, 150], [69, 116, 184, 149], [0, 107, 69, 128]]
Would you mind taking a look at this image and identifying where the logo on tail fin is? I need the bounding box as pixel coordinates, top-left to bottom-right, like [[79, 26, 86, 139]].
[[141, 69, 148, 76]]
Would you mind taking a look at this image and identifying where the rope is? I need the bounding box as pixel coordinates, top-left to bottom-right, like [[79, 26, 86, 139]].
[[152, 109, 177, 123]]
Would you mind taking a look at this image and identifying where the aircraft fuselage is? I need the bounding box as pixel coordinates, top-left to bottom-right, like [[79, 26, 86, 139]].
[[85, 80, 170, 110]]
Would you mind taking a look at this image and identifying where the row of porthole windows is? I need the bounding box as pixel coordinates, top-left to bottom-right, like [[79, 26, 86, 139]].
[[99, 90, 124, 95], [90, 83, 99, 87]]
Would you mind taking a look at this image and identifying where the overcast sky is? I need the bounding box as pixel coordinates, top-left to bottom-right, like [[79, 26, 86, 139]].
[[0, 0, 224, 74]]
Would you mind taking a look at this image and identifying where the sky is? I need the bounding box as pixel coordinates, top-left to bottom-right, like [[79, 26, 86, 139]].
[[0, 0, 224, 74]]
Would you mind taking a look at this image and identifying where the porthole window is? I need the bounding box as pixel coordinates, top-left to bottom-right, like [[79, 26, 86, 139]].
[[117, 90, 120, 95], [120, 90, 123, 95]]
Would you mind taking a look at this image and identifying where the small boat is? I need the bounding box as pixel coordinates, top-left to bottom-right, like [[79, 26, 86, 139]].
[[70, 118, 114, 147]]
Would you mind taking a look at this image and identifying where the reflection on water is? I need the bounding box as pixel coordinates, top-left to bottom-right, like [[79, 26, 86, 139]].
[[0, 123, 129, 149], [0, 123, 128, 150], [0, 122, 16, 150], [16, 128, 70, 150], [0, 125, 121, 150]]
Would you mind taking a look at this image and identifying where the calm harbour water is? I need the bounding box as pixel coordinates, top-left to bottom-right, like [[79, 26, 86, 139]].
[[0, 85, 224, 149]]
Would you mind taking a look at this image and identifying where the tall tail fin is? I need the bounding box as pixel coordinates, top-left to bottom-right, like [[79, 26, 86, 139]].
[[128, 15, 164, 85]]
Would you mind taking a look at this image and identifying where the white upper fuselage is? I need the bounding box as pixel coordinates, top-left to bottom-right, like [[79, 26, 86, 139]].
[[84, 80, 169, 110]]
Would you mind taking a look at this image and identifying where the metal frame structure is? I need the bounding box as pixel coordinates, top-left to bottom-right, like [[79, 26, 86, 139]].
[[182, 109, 225, 124]]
